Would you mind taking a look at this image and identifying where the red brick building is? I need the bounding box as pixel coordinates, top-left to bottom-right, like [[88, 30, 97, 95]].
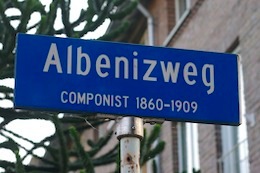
[[108, 0, 259, 172]]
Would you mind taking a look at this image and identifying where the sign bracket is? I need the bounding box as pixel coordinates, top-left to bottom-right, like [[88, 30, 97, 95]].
[[116, 116, 144, 173]]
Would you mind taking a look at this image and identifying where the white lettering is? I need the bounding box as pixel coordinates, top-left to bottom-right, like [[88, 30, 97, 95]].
[[77, 92, 85, 104], [160, 61, 180, 83], [122, 96, 129, 107], [77, 47, 91, 76], [103, 94, 111, 106], [183, 62, 197, 85], [133, 59, 138, 80], [143, 59, 157, 81], [96, 54, 111, 77], [43, 43, 62, 73], [61, 91, 68, 103], [202, 64, 215, 94], [115, 95, 121, 107], [61, 91, 129, 107], [69, 92, 77, 104], [95, 94, 102, 106], [67, 45, 72, 74], [133, 51, 138, 80], [115, 57, 129, 79], [86, 93, 94, 104], [48, 44, 216, 95]]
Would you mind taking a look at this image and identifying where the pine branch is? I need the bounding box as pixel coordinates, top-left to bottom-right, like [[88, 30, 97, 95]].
[[90, 143, 119, 166], [36, 15, 47, 34], [87, 131, 114, 157], [0, 1, 16, 35], [147, 124, 161, 149], [0, 108, 53, 128], [45, 1, 58, 35], [193, 168, 201, 173], [37, 1, 58, 35], [0, 138, 19, 151], [140, 125, 165, 166], [92, 0, 102, 12], [0, 85, 13, 93], [142, 141, 165, 165], [9, 0, 21, 9], [0, 160, 15, 172], [60, 0, 72, 36], [0, 128, 57, 166], [89, 138, 118, 159], [17, 0, 33, 32], [1, 36, 15, 68], [7, 15, 20, 20], [109, 0, 138, 20], [98, 20, 129, 41], [0, 64, 14, 79], [92, 152, 118, 166], [27, 21, 40, 31], [114, 146, 120, 173], [52, 116, 68, 173], [69, 126, 94, 173], [58, 115, 99, 124], [0, 160, 61, 173], [152, 159, 157, 173], [1, 128, 36, 146], [15, 151, 26, 173], [86, 0, 96, 23], [76, 0, 117, 37], [114, 0, 126, 6]]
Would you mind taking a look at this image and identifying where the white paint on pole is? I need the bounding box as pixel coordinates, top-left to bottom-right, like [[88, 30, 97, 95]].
[[117, 117, 144, 173], [120, 137, 141, 173]]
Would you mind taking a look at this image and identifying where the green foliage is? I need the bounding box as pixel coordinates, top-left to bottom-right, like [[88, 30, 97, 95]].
[[152, 159, 157, 173], [0, 116, 165, 172], [0, 0, 138, 80], [0, 0, 139, 126], [140, 124, 165, 165], [53, 116, 69, 173], [192, 168, 201, 173], [69, 126, 94, 173], [0, 138, 19, 152], [15, 151, 26, 173], [0, 0, 166, 172]]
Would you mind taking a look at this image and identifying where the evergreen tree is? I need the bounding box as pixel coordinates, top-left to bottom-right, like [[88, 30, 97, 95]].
[[0, 0, 165, 172]]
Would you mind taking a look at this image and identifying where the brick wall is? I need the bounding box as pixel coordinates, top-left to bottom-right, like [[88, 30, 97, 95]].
[[239, 0, 260, 172], [148, 0, 177, 45], [160, 121, 175, 173], [146, 0, 260, 172]]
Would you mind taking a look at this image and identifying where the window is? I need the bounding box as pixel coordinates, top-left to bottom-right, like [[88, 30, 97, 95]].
[[177, 122, 200, 173], [219, 121, 249, 173], [175, 0, 190, 22], [163, 0, 191, 46], [220, 126, 240, 173], [218, 45, 250, 173]]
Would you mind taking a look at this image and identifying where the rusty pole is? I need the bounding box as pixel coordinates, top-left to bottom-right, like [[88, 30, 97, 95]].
[[117, 117, 144, 173]]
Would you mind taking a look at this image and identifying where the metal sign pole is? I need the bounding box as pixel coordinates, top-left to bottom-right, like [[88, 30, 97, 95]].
[[117, 117, 144, 173]]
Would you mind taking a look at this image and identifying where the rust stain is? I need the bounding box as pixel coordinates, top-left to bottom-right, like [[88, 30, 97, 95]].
[[122, 153, 139, 172], [125, 153, 135, 164]]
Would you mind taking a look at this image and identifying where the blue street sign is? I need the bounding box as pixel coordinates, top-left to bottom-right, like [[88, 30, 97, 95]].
[[14, 34, 242, 125]]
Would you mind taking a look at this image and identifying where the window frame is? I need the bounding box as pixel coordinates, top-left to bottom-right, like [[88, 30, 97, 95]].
[[177, 122, 200, 173], [175, 0, 191, 22], [218, 44, 250, 173]]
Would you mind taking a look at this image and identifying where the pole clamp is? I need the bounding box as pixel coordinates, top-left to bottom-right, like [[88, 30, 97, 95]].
[[116, 116, 144, 140]]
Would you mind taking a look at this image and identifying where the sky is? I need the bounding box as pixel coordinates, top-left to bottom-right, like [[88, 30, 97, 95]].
[[0, 0, 110, 169]]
